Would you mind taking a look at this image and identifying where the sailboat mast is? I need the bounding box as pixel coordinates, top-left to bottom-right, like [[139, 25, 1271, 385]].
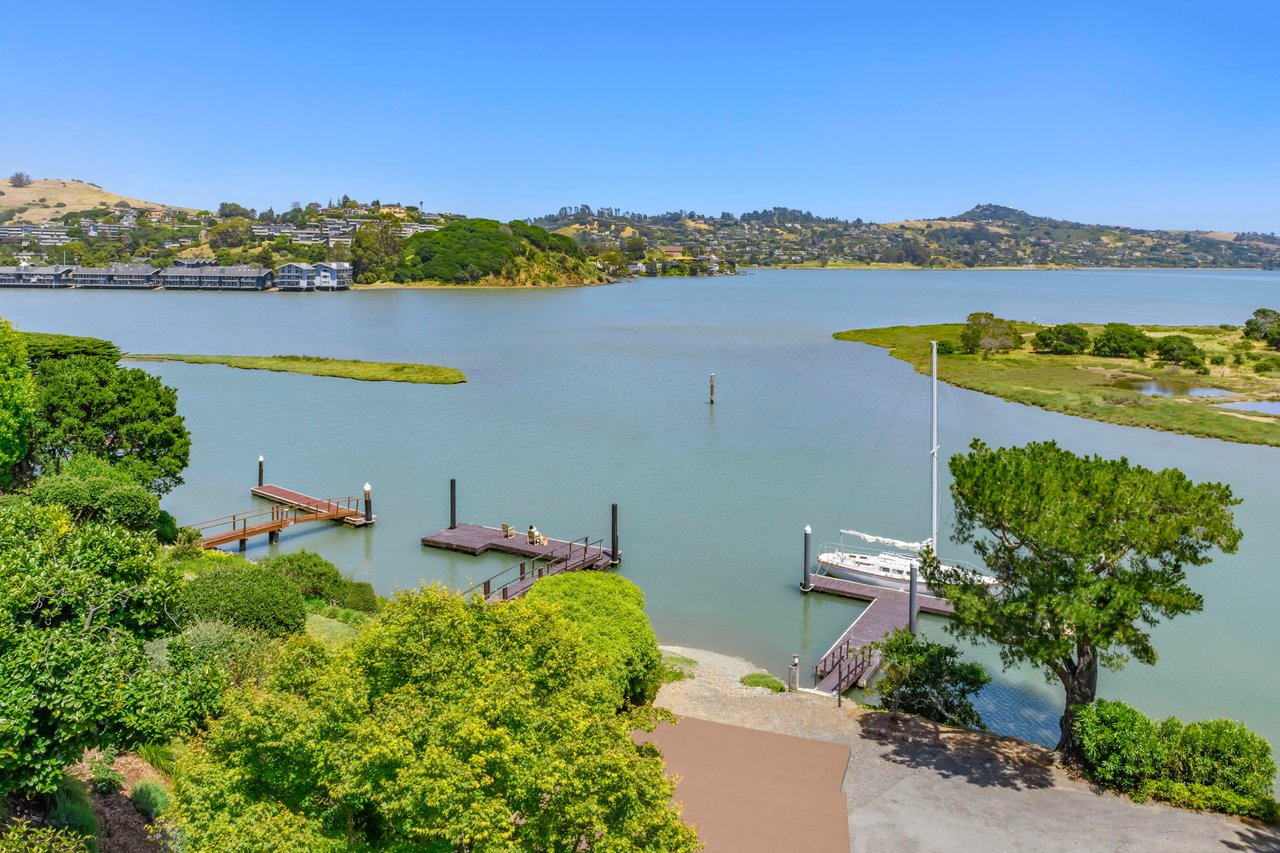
[[931, 340, 939, 557]]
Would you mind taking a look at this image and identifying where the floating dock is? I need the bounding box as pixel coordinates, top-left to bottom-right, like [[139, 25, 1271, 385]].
[[421, 523, 613, 602], [194, 482, 373, 550], [806, 571, 955, 695]]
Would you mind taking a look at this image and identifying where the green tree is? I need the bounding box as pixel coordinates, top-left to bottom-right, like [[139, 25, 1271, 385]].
[[350, 220, 403, 283], [1154, 335, 1202, 365], [0, 503, 220, 795], [1032, 323, 1091, 355], [622, 235, 647, 260], [217, 202, 255, 220], [1091, 323, 1154, 359], [208, 218, 251, 249], [958, 312, 1021, 357], [871, 628, 990, 729], [0, 319, 35, 486], [169, 585, 698, 851], [1243, 308, 1280, 341], [19, 332, 120, 368], [29, 357, 191, 494], [8, 171, 31, 188], [921, 440, 1241, 759]]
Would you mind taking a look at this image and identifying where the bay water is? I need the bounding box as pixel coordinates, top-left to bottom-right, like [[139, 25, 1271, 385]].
[[3, 268, 1278, 749]]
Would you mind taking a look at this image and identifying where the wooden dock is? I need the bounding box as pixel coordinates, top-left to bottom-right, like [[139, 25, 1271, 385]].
[[807, 572, 955, 695], [195, 484, 373, 550], [421, 523, 614, 602]]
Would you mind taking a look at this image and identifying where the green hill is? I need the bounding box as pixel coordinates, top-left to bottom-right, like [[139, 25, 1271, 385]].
[[388, 219, 608, 287]]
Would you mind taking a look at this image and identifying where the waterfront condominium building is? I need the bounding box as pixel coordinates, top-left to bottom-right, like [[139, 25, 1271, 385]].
[[158, 265, 274, 291], [0, 264, 76, 286], [71, 263, 161, 288], [277, 261, 353, 291]]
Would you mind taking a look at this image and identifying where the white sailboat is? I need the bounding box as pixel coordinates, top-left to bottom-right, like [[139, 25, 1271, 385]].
[[816, 341, 998, 599]]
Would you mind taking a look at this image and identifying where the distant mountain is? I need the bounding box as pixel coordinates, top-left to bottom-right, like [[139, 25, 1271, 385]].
[[531, 203, 1280, 270]]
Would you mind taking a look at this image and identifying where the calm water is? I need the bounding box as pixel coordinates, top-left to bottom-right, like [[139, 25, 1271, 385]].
[[1115, 378, 1230, 397], [3, 268, 1279, 750], [1218, 401, 1280, 415]]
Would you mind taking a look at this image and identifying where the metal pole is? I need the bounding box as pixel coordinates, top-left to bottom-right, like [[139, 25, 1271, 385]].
[[258, 455, 264, 487], [802, 524, 813, 591], [788, 653, 800, 692], [610, 503, 619, 564], [364, 483, 372, 522], [449, 478, 457, 530], [709, 372, 715, 405]]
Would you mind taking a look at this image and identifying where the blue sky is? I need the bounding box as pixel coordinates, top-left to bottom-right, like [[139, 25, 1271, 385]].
[[3, 1, 1277, 230]]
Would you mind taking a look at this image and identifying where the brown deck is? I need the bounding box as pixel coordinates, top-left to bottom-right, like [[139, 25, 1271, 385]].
[[421, 523, 614, 602], [635, 717, 850, 853], [196, 485, 370, 548], [809, 572, 955, 694]]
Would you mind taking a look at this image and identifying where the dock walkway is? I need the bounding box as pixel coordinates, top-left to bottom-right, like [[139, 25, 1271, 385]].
[[196, 484, 371, 549], [807, 572, 954, 695], [421, 523, 613, 602]]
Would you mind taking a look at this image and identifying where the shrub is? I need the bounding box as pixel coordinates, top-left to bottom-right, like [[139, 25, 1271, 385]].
[[740, 672, 785, 693], [136, 741, 182, 777], [871, 628, 990, 729], [181, 565, 305, 637], [258, 550, 346, 603], [131, 780, 170, 819], [1168, 718, 1277, 800], [1092, 323, 1155, 359], [1143, 779, 1279, 822], [147, 619, 275, 686], [1032, 323, 1091, 355], [525, 572, 661, 709], [29, 456, 159, 532], [659, 653, 696, 684], [88, 749, 124, 794], [1210, 354, 1226, 366], [169, 527, 204, 560], [0, 819, 89, 852], [342, 581, 379, 613], [49, 778, 97, 842], [154, 510, 179, 544], [1073, 699, 1167, 793], [936, 340, 956, 355]]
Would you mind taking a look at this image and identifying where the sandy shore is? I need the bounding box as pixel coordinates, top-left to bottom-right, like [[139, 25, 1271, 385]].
[[657, 645, 1279, 853]]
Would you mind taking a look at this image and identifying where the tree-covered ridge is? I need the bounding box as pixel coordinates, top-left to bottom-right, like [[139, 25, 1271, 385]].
[[345, 218, 607, 286], [532, 202, 1280, 269]]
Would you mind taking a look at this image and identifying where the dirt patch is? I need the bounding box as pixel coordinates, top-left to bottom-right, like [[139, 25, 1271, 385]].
[[67, 751, 167, 853]]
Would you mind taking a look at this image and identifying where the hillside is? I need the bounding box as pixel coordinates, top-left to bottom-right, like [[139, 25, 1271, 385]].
[[532, 204, 1280, 270], [0, 177, 193, 223], [378, 218, 609, 287]]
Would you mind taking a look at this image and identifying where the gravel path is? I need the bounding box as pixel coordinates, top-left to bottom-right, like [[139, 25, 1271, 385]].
[[658, 645, 1280, 852]]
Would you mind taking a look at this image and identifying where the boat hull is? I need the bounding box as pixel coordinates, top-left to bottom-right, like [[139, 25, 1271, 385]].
[[817, 553, 939, 595]]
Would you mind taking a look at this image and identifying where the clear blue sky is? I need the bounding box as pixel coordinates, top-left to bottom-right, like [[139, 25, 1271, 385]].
[[4, 1, 1277, 231]]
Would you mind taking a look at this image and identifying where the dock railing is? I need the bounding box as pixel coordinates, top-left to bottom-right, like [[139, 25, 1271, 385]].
[[192, 496, 362, 540], [814, 638, 877, 693], [462, 536, 605, 601]]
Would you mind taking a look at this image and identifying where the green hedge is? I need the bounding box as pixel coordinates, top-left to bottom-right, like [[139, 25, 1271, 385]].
[[525, 572, 660, 709], [1074, 699, 1278, 821], [259, 550, 347, 603], [29, 456, 159, 532], [180, 565, 305, 637]]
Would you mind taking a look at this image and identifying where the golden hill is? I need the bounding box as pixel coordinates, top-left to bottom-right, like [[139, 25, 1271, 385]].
[[0, 177, 194, 223]]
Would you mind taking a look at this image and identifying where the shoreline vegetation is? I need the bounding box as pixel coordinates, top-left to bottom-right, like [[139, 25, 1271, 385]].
[[834, 322, 1280, 446], [125, 353, 467, 384]]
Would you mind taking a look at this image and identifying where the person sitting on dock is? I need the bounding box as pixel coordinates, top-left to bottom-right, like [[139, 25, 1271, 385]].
[[528, 525, 539, 545]]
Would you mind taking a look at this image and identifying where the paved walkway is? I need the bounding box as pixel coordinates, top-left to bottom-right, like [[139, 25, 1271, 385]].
[[636, 717, 850, 852], [657, 645, 1280, 853]]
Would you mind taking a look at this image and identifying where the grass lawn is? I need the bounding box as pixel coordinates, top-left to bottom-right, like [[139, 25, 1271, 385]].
[[834, 323, 1280, 447], [658, 653, 697, 684], [127, 354, 466, 384], [739, 672, 787, 693], [305, 612, 359, 645]]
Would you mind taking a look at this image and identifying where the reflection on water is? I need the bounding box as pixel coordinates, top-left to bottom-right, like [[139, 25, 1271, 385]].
[[1115, 378, 1229, 397], [1217, 400, 1280, 415]]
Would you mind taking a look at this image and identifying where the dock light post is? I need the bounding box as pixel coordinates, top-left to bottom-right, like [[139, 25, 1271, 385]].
[[364, 483, 373, 522], [449, 478, 457, 530], [788, 653, 800, 692], [801, 525, 812, 592], [709, 372, 715, 405], [258, 455, 264, 487], [610, 503, 619, 565]]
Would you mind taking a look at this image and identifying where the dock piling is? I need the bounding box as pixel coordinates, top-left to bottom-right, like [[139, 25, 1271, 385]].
[[802, 525, 813, 591], [449, 478, 457, 530], [610, 503, 619, 564], [364, 483, 373, 522], [788, 654, 799, 692], [709, 372, 715, 405], [258, 455, 264, 487]]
